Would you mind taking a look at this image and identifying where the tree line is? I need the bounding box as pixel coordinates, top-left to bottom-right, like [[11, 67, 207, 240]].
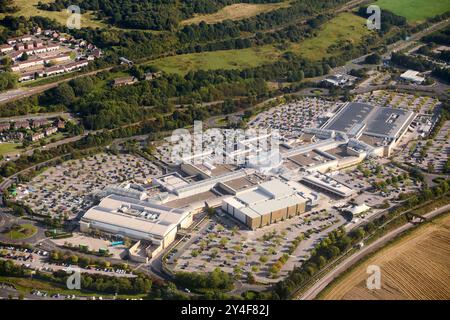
[[38, 0, 286, 31]]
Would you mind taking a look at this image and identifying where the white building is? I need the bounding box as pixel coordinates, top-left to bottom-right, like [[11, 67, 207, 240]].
[[80, 195, 193, 257], [301, 172, 354, 198], [221, 178, 307, 229], [400, 70, 425, 84]]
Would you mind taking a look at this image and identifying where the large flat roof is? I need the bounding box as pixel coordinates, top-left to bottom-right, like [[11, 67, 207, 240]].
[[83, 207, 173, 238], [324, 102, 415, 139], [258, 179, 297, 199], [365, 107, 415, 138], [324, 103, 374, 133], [223, 178, 307, 218], [237, 189, 269, 205], [82, 195, 190, 238], [301, 173, 354, 197]]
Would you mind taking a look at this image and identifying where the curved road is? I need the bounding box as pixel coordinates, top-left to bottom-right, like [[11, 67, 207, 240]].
[[298, 204, 450, 300]]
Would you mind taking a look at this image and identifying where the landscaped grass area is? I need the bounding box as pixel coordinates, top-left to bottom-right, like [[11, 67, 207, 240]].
[[0, 0, 106, 29], [149, 45, 282, 75], [0, 142, 21, 156], [4, 224, 38, 240], [0, 276, 148, 299], [181, 2, 291, 25], [373, 0, 450, 22], [289, 12, 371, 61]]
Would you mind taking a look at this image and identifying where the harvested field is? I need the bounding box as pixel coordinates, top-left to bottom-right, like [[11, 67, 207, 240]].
[[320, 213, 450, 300]]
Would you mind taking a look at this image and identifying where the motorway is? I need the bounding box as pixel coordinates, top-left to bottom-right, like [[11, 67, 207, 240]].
[[298, 204, 450, 300]]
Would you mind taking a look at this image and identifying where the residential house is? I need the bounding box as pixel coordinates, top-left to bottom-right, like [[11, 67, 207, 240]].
[[0, 122, 10, 132], [55, 119, 65, 129], [13, 120, 30, 130], [113, 76, 137, 87], [0, 44, 13, 53], [45, 126, 58, 136], [30, 132, 45, 142], [31, 118, 48, 128]]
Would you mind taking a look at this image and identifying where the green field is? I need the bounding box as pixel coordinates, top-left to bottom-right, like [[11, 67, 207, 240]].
[[4, 224, 38, 240], [290, 12, 371, 60], [150, 13, 370, 74], [149, 45, 282, 75], [0, 0, 106, 29], [0, 142, 21, 156], [373, 0, 450, 22]]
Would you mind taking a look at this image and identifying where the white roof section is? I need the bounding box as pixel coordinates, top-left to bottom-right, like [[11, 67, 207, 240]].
[[237, 189, 268, 206], [153, 172, 189, 192], [258, 179, 296, 199], [250, 194, 304, 215], [302, 172, 354, 197], [224, 178, 307, 218], [82, 194, 190, 238], [400, 70, 425, 83], [345, 203, 371, 215], [282, 138, 344, 158], [174, 168, 254, 196], [102, 185, 147, 200]]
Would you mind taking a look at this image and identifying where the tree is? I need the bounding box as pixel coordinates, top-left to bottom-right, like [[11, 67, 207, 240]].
[[317, 255, 327, 269], [210, 248, 218, 259], [0, 0, 19, 13], [0, 56, 12, 69], [350, 228, 365, 241], [69, 77, 94, 95], [50, 251, 60, 261], [364, 53, 381, 64], [0, 72, 18, 92], [246, 272, 256, 284], [219, 237, 229, 247], [269, 263, 281, 276], [191, 249, 199, 257], [20, 52, 29, 61], [70, 255, 79, 264], [52, 83, 76, 105], [130, 65, 144, 80]]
